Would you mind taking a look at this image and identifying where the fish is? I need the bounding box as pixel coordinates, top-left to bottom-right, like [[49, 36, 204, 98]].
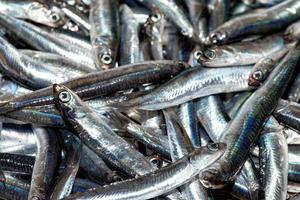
[[28, 127, 60, 200], [64, 143, 226, 200], [209, 0, 300, 44], [117, 66, 254, 110], [136, 0, 194, 37], [0, 13, 95, 69], [198, 35, 286, 67], [259, 117, 288, 200], [0, 60, 187, 114], [0, 0, 66, 27], [199, 44, 299, 188], [119, 4, 140, 65], [90, 0, 120, 69]]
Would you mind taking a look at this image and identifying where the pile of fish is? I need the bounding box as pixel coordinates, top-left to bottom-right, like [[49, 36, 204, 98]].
[[1, 0, 300, 199]]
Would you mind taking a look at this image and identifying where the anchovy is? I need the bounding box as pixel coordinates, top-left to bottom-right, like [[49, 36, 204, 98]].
[[259, 117, 288, 200], [285, 19, 300, 41], [196, 95, 230, 142], [53, 84, 156, 177], [61, 4, 91, 32], [199, 44, 299, 188], [118, 66, 253, 110], [287, 72, 300, 102], [274, 99, 300, 132], [64, 143, 225, 200], [28, 128, 60, 200], [90, 0, 120, 69], [143, 9, 165, 60], [0, 37, 88, 89], [183, 0, 207, 44], [198, 35, 286, 67], [164, 109, 208, 200], [107, 110, 170, 159], [50, 141, 81, 199], [0, 13, 95, 68], [136, 0, 194, 37], [119, 4, 140, 65], [0, 60, 187, 114], [0, 124, 36, 156], [53, 84, 184, 199], [0, 0, 66, 27], [178, 102, 200, 148], [20, 50, 93, 74], [209, 0, 300, 44], [208, 0, 229, 31], [0, 153, 34, 175]]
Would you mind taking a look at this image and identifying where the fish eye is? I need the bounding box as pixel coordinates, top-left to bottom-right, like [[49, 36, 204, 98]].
[[194, 50, 202, 60], [204, 50, 216, 60], [58, 91, 71, 103], [151, 13, 161, 23], [207, 143, 219, 151], [252, 70, 264, 81], [50, 13, 60, 22], [210, 32, 227, 44], [101, 53, 113, 65]]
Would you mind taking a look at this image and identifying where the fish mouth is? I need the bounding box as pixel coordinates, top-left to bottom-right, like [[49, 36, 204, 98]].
[[284, 29, 294, 42], [209, 31, 227, 45], [197, 49, 216, 62], [199, 168, 226, 189]]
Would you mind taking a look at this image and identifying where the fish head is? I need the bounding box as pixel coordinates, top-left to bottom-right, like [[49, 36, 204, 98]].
[[53, 84, 85, 120], [28, 3, 66, 27], [248, 58, 276, 87], [199, 161, 230, 189], [189, 143, 226, 173], [197, 47, 234, 66], [209, 31, 228, 45]]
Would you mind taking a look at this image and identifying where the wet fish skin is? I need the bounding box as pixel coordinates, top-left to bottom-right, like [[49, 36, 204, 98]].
[[243, 0, 287, 7], [0, 124, 36, 156], [119, 4, 140, 65], [136, 0, 194, 37], [118, 66, 253, 110], [164, 109, 208, 200], [62, 4, 91, 32], [274, 99, 300, 132], [0, 181, 28, 200], [209, 0, 300, 44], [20, 50, 93, 74], [143, 9, 165, 60], [53, 84, 156, 177], [208, 0, 229, 31], [64, 143, 226, 200], [183, 0, 206, 43], [0, 0, 66, 27], [28, 128, 60, 200], [285, 19, 300, 41], [0, 13, 95, 69], [107, 110, 171, 159], [199, 44, 300, 189], [0, 60, 187, 114], [50, 141, 81, 199], [259, 118, 288, 200], [198, 35, 285, 67], [0, 37, 88, 90], [53, 84, 185, 199], [0, 153, 34, 175], [178, 102, 200, 148], [287, 72, 300, 102], [196, 93, 260, 199], [90, 0, 120, 70], [196, 95, 230, 142]]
